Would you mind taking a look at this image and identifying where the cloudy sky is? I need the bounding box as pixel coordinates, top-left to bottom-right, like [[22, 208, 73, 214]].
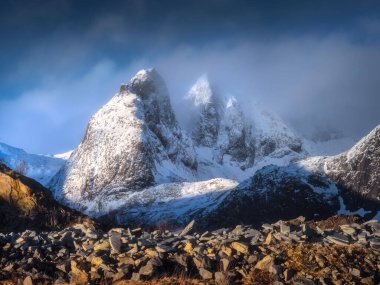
[[0, 0, 380, 154]]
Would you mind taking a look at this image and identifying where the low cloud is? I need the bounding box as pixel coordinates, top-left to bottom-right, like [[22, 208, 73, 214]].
[[1, 34, 380, 153]]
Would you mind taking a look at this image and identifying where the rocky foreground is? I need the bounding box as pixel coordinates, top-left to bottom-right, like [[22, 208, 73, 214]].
[[0, 215, 379, 285]]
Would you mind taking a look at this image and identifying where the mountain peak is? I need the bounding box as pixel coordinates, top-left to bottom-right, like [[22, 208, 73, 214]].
[[125, 68, 165, 98], [132, 68, 158, 81], [187, 74, 214, 106]]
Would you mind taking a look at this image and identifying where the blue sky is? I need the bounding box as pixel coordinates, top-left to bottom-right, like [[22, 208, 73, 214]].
[[1, 0, 380, 153]]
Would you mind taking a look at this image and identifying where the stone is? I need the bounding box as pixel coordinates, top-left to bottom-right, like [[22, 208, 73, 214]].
[[284, 268, 295, 281], [369, 238, 380, 249], [56, 261, 70, 273], [131, 228, 142, 234], [232, 225, 243, 235], [215, 271, 228, 284], [23, 276, 33, 285], [118, 256, 135, 266], [327, 233, 350, 246], [247, 255, 258, 264], [138, 239, 156, 247], [280, 222, 290, 235], [174, 254, 189, 267], [221, 245, 233, 257], [184, 241, 193, 253], [155, 244, 174, 253], [340, 225, 356, 235], [315, 254, 326, 268], [349, 268, 361, 277], [262, 224, 273, 231], [180, 220, 195, 236], [147, 257, 163, 267], [91, 256, 105, 267], [301, 224, 313, 237], [316, 226, 325, 236], [264, 233, 273, 245], [109, 232, 121, 252], [293, 277, 315, 285], [231, 242, 249, 254], [199, 268, 213, 280], [221, 258, 230, 271], [94, 240, 110, 251], [193, 256, 212, 270], [255, 255, 274, 271], [269, 264, 282, 275], [131, 273, 140, 281], [70, 260, 88, 285], [82, 241, 94, 251], [112, 271, 126, 282], [145, 248, 159, 257], [139, 263, 155, 277], [245, 228, 261, 238]]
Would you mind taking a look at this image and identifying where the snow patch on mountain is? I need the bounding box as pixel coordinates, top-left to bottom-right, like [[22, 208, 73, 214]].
[[0, 142, 64, 186], [54, 150, 74, 160], [83, 178, 238, 225]]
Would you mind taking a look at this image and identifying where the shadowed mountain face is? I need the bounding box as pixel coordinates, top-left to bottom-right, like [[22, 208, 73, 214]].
[[0, 163, 93, 232], [201, 125, 380, 229], [325, 125, 380, 201], [202, 165, 341, 229]]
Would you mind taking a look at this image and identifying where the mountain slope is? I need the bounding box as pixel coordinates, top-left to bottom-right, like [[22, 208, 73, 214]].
[[0, 163, 92, 232], [325, 125, 380, 201], [0, 142, 64, 186]]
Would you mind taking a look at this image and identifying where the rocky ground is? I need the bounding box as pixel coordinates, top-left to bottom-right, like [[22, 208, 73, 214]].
[[0, 215, 379, 285]]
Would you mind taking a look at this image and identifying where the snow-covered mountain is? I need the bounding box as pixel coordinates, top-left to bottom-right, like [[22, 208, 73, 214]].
[[184, 75, 305, 181], [49, 69, 308, 216], [0, 142, 64, 186], [49, 69, 198, 209], [46, 68, 379, 227]]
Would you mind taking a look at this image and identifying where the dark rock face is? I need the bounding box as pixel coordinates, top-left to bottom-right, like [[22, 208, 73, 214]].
[[203, 165, 340, 229], [193, 102, 220, 147], [0, 163, 92, 232], [325, 125, 380, 202], [218, 98, 256, 168]]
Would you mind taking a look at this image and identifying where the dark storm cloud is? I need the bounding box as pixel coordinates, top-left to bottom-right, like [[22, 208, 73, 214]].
[[0, 0, 379, 153]]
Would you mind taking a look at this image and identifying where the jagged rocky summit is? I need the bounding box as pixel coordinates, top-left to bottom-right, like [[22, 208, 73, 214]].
[[49, 69, 304, 217]]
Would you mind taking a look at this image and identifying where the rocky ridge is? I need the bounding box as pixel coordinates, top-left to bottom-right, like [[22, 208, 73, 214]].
[[0, 216, 379, 284], [0, 163, 93, 232], [325, 124, 380, 201]]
